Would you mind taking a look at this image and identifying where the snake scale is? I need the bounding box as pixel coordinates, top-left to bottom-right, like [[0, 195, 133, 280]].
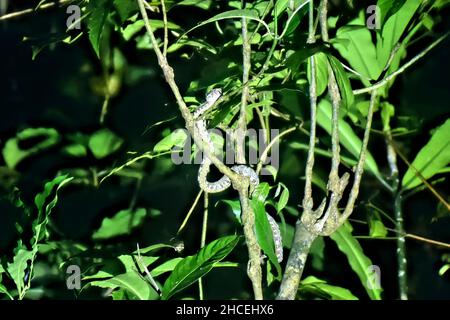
[[193, 89, 283, 263]]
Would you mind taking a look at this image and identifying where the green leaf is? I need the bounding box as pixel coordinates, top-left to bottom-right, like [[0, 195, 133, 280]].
[[377, 0, 407, 27], [172, 0, 213, 10], [92, 208, 148, 240], [7, 248, 33, 295], [151, 258, 183, 277], [161, 235, 239, 300], [121, 20, 181, 41], [317, 99, 381, 178], [300, 276, 359, 300], [216, 199, 241, 222], [87, 0, 112, 58], [376, 0, 421, 71], [333, 16, 382, 81], [251, 198, 282, 278], [153, 129, 187, 153], [327, 55, 355, 111], [90, 270, 158, 300], [113, 0, 138, 23], [2, 128, 60, 169], [0, 283, 13, 300], [330, 222, 383, 300], [276, 184, 289, 213], [33, 175, 73, 244], [368, 211, 388, 238], [63, 144, 88, 158], [402, 119, 450, 190], [88, 128, 124, 159], [252, 182, 271, 203], [182, 9, 270, 40], [308, 52, 329, 96], [381, 102, 395, 131]]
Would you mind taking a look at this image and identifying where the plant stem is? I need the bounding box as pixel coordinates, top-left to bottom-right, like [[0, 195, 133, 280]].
[[137, 0, 263, 299], [276, 0, 318, 300], [386, 131, 408, 300], [198, 192, 209, 300], [395, 194, 408, 300]]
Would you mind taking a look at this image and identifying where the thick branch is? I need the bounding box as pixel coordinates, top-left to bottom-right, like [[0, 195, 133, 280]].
[[276, 221, 316, 300]]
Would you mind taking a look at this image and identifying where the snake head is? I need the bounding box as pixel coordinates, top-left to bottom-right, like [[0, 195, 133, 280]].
[[205, 88, 222, 104]]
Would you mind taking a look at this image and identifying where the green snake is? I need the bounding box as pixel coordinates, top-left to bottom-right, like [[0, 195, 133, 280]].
[[193, 89, 283, 263]]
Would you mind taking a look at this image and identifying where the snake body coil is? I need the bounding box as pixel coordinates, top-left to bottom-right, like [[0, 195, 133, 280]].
[[194, 89, 283, 263]]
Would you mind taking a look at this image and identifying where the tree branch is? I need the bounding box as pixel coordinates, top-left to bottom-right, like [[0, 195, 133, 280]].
[[137, 0, 262, 299]]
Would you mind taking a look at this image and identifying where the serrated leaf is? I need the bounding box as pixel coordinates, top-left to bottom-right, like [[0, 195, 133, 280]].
[[330, 222, 383, 300], [87, 0, 112, 58], [92, 208, 148, 240], [2, 128, 60, 169], [88, 128, 124, 159], [161, 235, 239, 300], [402, 119, 450, 190], [300, 276, 359, 300], [317, 99, 381, 178]]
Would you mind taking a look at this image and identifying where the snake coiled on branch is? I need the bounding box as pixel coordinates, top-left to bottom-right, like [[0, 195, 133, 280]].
[[193, 89, 283, 263]]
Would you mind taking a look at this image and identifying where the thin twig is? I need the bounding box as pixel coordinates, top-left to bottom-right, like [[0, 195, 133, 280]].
[[256, 126, 297, 175], [161, 0, 168, 57], [353, 33, 449, 95], [137, 0, 263, 299], [350, 218, 450, 249], [177, 190, 203, 234], [0, 0, 73, 21]]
